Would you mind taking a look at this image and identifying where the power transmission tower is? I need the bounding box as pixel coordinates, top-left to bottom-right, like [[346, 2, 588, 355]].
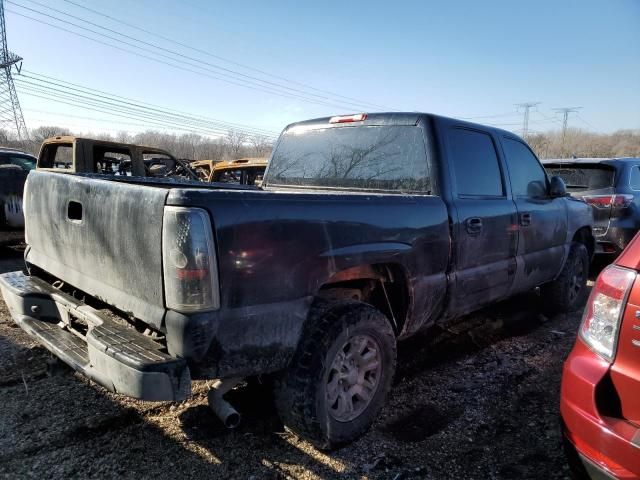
[[515, 102, 540, 138], [0, 0, 28, 142], [553, 107, 582, 158]]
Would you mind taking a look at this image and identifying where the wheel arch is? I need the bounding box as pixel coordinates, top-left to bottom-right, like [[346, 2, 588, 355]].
[[313, 262, 411, 336], [572, 226, 595, 260]]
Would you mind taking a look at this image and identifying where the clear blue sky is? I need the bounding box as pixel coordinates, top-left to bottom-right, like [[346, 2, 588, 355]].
[[6, 0, 640, 137]]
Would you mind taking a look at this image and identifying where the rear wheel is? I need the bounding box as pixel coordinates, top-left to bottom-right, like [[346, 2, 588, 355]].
[[274, 300, 396, 449], [542, 242, 589, 314]]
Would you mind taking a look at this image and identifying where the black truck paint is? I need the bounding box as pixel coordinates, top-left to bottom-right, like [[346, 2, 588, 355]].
[[0, 113, 593, 423]]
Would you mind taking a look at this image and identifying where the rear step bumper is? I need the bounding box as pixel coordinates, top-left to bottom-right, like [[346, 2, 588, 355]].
[[0, 271, 191, 401]]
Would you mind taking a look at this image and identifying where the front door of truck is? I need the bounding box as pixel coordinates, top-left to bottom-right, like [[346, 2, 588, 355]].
[[501, 137, 567, 290], [447, 127, 518, 315]]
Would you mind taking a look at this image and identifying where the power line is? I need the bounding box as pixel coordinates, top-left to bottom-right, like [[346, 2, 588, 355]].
[[14, 78, 280, 139], [5, 3, 359, 111], [15, 81, 278, 139], [16, 73, 278, 136], [575, 113, 596, 130], [60, 0, 393, 111], [22, 70, 274, 134], [8, 0, 391, 112], [17, 87, 265, 138], [458, 111, 520, 120]]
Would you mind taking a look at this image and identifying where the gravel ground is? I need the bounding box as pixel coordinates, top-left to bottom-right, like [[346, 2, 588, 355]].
[[0, 245, 599, 479]]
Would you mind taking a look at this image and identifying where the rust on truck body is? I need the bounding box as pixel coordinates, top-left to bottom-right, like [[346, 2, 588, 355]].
[[193, 157, 267, 185], [37, 136, 198, 180]]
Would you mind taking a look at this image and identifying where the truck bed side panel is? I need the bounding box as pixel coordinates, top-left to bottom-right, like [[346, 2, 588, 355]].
[[167, 188, 450, 347]]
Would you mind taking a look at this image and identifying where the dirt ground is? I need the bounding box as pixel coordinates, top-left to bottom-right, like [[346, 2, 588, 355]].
[[0, 245, 600, 479]]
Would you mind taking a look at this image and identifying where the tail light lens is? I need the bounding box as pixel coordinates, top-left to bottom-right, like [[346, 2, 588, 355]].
[[580, 265, 636, 362], [162, 206, 219, 312], [583, 194, 633, 209]]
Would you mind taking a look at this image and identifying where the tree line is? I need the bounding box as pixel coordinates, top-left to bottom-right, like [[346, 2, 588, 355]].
[[2, 125, 639, 161], [1, 126, 274, 161]]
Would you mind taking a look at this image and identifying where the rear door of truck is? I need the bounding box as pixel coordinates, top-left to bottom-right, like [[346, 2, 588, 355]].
[[24, 171, 168, 327], [442, 124, 518, 314]]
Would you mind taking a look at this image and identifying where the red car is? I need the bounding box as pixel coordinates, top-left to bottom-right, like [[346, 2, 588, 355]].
[[561, 235, 640, 479]]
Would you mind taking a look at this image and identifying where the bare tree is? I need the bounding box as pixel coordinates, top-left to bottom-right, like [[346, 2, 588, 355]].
[[116, 130, 132, 144], [12, 124, 638, 163], [249, 134, 272, 157], [225, 129, 248, 159], [31, 125, 72, 143]]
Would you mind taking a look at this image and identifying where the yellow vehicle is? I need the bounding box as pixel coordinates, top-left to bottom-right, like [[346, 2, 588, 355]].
[[192, 158, 267, 185]]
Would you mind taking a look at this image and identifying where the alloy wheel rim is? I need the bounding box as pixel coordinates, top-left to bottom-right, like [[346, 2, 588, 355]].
[[326, 334, 382, 422], [569, 256, 585, 302]]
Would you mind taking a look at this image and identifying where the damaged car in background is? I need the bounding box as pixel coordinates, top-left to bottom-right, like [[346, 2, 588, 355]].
[[544, 157, 640, 257], [0, 112, 594, 449], [37, 135, 198, 180], [0, 147, 35, 245], [192, 157, 268, 185]]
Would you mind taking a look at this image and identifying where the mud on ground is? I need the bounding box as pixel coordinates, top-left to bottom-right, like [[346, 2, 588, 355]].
[[0, 246, 597, 479]]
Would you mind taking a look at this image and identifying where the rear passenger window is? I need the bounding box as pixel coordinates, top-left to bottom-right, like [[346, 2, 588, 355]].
[[38, 144, 73, 170], [630, 167, 640, 190], [502, 138, 548, 198], [448, 128, 503, 196], [95, 151, 132, 176]]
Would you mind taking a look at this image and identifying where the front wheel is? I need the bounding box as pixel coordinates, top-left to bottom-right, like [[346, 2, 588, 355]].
[[274, 300, 397, 449], [541, 242, 589, 314]]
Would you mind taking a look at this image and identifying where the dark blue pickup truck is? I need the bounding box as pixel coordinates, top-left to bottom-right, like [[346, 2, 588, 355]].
[[0, 113, 593, 448]]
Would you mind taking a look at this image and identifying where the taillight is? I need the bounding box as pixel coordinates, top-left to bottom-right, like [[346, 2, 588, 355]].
[[583, 194, 633, 209], [162, 206, 219, 312], [580, 265, 636, 362], [329, 113, 367, 124]]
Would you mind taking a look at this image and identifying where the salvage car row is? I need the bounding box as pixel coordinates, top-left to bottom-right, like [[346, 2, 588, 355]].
[[1, 112, 639, 478]]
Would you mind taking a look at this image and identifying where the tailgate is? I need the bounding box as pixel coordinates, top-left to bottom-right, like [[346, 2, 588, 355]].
[[24, 171, 168, 326]]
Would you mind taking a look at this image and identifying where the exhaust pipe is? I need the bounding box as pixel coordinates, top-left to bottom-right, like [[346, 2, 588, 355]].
[[207, 378, 242, 429]]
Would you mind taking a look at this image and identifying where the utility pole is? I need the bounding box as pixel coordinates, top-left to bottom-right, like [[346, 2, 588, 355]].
[[515, 102, 540, 139], [553, 107, 582, 158], [0, 0, 28, 143]]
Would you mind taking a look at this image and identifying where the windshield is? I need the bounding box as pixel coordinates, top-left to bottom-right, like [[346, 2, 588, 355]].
[[5, 154, 36, 171], [266, 125, 431, 193], [544, 164, 615, 190]]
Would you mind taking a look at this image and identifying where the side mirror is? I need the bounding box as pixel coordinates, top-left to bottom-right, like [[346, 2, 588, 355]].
[[549, 175, 567, 197]]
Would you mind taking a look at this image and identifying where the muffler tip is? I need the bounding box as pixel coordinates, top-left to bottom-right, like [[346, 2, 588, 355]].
[[224, 412, 241, 429], [207, 384, 242, 429]]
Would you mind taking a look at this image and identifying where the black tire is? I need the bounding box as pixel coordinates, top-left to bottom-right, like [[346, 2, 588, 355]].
[[542, 242, 589, 314], [274, 300, 396, 449]]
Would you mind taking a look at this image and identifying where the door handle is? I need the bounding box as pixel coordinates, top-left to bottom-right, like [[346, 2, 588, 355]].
[[520, 212, 532, 227], [465, 217, 483, 235]]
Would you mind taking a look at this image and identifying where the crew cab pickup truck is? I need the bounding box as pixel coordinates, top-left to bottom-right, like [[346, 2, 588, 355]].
[[0, 113, 594, 448]]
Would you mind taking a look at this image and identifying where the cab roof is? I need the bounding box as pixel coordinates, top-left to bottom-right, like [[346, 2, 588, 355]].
[[41, 135, 174, 156], [283, 112, 519, 138]]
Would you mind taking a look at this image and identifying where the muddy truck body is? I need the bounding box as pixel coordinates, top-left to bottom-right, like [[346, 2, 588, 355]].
[[0, 113, 594, 448]]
